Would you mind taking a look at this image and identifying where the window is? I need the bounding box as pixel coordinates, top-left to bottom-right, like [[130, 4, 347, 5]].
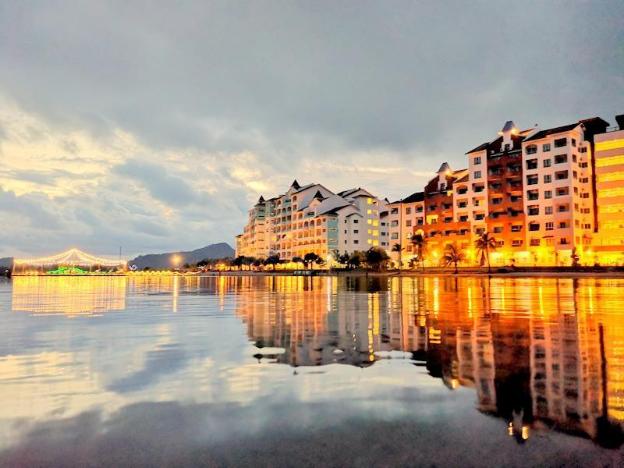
[[530, 239, 541, 246], [527, 190, 539, 201], [554, 138, 567, 148], [353, 219, 359, 224], [354, 240, 359, 244], [545, 206, 553, 215], [511, 225, 522, 232], [492, 197, 502, 205], [572, 154, 577, 163], [512, 240, 523, 247], [474, 171, 482, 179], [543, 159, 552, 168], [493, 226, 503, 233], [354, 230, 359, 234], [526, 145, 538, 155], [571, 138, 576, 147], [527, 175, 539, 185], [528, 205, 539, 216], [475, 213, 485, 220], [544, 190, 552, 199], [556, 187, 569, 196], [555, 154, 568, 164], [544, 175, 552, 183], [457, 201, 468, 208], [526, 159, 538, 170], [405, 220, 412, 227], [459, 215, 468, 222], [545, 222, 554, 231], [474, 156, 481, 165], [529, 223, 540, 231], [543, 143, 551, 152], [558, 204, 569, 212], [559, 222, 568, 229], [559, 238, 569, 245], [555, 170, 568, 180], [405, 207, 411, 214]]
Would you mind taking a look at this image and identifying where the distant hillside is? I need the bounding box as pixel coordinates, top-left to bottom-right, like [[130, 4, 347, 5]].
[[0, 257, 13, 268], [129, 243, 234, 269]]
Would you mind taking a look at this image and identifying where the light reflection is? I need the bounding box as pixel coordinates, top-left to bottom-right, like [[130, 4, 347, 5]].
[[11, 276, 126, 315], [2, 275, 624, 450]]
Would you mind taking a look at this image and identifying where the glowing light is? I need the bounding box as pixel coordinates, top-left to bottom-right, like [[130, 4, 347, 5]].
[[13, 248, 125, 268]]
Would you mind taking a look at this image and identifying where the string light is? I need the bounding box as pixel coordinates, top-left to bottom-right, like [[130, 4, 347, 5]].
[[13, 248, 126, 267]]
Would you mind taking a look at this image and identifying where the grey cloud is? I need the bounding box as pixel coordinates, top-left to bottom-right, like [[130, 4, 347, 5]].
[[0, 1, 622, 256], [114, 159, 198, 207]]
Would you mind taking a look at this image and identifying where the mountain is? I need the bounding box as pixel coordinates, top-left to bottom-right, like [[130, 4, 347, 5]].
[[0, 257, 13, 268], [129, 243, 234, 270]]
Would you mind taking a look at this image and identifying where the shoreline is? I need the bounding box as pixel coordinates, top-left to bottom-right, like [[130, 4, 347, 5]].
[[194, 269, 624, 279]]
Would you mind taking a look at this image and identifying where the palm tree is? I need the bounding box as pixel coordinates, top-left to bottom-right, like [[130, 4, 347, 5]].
[[475, 232, 497, 273], [391, 243, 403, 269], [410, 233, 427, 271], [443, 244, 464, 274]]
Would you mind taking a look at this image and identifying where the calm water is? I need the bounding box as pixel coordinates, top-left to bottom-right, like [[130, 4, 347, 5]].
[[1, 275, 624, 467]]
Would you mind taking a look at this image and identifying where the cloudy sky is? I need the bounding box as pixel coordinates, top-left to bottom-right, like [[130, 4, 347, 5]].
[[0, 1, 622, 257]]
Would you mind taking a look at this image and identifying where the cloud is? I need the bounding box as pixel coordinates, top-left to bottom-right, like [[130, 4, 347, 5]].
[[0, 1, 622, 256], [114, 159, 199, 207]]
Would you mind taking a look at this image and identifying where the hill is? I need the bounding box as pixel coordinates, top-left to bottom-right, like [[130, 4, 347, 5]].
[[0, 257, 13, 268], [129, 243, 234, 270]]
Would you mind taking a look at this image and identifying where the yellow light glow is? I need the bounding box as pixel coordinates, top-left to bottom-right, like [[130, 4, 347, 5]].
[[595, 139, 624, 152]]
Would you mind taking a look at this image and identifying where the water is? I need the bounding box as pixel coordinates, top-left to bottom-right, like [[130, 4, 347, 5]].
[[1, 275, 624, 467]]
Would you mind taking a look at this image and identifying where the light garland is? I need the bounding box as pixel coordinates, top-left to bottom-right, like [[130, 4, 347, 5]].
[[13, 248, 126, 267]]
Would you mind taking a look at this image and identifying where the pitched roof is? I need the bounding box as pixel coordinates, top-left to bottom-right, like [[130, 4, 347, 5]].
[[437, 162, 451, 173], [523, 122, 579, 142], [255, 195, 265, 205], [290, 179, 301, 190], [401, 191, 424, 203]]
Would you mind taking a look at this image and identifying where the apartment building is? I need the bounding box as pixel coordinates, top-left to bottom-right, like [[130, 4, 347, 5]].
[[236, 114, 624, 267], [384, 191, 425, 265], [422, 163, 471, 262], [593, 115, 624, 264], [236, 180, 387, 261], [521, 117, 609, 265]]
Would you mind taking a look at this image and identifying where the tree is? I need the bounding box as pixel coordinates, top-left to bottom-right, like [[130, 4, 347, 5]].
[[264, 254, 280, 270], [303, 252, 320, 269], [252, 258, 264, 269], [365, 247, 390, 271], [475, 232, 497, 274], [410, 233, 427, 271], [232, 256, 245, 270], [391, 243, 404, 269], [347, 251, 365, 269], [292, 256, 304, 267], [338, 251, 351, 267], [443, 243, 464, 274]]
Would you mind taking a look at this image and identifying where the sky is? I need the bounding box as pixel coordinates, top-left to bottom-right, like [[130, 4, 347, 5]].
[[0, 1, 622, 258]]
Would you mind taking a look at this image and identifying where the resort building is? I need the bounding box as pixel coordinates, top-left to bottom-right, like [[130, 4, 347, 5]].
[[593, 115, 624, 264], [236, 180, 388, 262], [521, 117, 609, 265], [236, 114, 624, 267], [384, 191, 425, 265], [421, 163, 471, 262]]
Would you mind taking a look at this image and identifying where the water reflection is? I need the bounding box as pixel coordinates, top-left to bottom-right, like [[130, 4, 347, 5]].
[[2, 275, 624, 465], [230, 276, 624, 447], [11, 276, 126, 315]]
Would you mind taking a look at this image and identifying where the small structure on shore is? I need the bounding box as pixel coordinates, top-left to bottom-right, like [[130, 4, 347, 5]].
[[12, 248, 127, 276]]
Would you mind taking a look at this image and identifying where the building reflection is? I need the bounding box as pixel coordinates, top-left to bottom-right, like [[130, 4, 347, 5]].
[[11, 276, 127, 315], [230, 275, 624, 447]]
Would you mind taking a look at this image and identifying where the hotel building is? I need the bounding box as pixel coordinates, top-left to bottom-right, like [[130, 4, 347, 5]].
[[236, 114, 623, 267], [236, 180, 387, 261], [593, 115, 624, 264]]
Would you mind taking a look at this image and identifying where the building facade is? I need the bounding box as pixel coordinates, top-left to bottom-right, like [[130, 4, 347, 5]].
[[236, 114, 624, 267], [236, 181, 388, 262]]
